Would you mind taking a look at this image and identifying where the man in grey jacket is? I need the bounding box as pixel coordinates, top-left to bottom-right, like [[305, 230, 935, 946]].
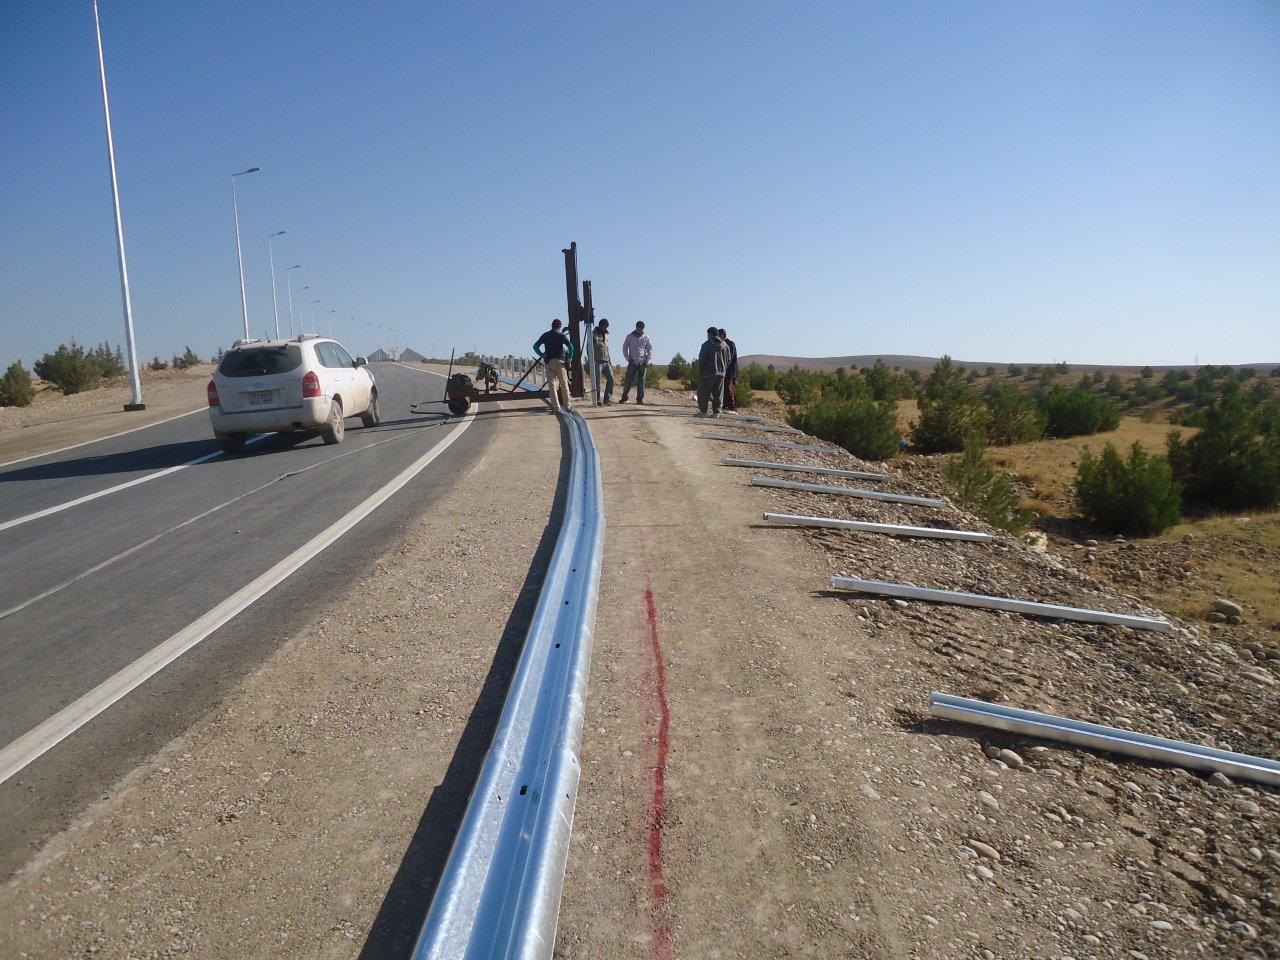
[[696, 325, 731, 417], [592, 318, 614, 404], [619, 321, 652, 404]]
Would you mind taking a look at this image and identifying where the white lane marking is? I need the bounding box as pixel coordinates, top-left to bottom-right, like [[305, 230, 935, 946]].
[[0, 406, 206, 470], [0, 434, 267, 534], [0, 429, 430, 621], [0, 408, 475, 786]]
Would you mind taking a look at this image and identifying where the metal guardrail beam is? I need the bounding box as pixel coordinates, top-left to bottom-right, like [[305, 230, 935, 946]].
[[931, 693, 1280, 787], [764, 512, 992, 542], [751, 475, 945, 507], [713, 421, 804, 435], [722, 457, 889, 481], [413, 410, 604, 960], [829, 576, 1173, 633], [698, 432, 842, 454]]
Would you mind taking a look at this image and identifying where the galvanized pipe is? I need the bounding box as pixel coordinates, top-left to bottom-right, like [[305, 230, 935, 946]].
[[751, 475, 944, 507], [700, 432, 842, 454], [414, 410, 603, 959], [723, 457, 888, 481], [714, 421, 804, 435], [931, 693, 1280, 788], [765, 512, 992, 542], [829, 576, 1172, 633]]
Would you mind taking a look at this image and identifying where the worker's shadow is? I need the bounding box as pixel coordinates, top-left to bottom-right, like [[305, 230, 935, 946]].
[[357, 414, 573, 960]]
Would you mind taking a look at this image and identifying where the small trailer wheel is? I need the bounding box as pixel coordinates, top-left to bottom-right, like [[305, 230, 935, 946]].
[[447, 396, 472, 415]]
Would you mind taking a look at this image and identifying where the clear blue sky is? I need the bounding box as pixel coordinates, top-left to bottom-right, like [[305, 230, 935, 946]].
[[2, 1, 1277, 367]]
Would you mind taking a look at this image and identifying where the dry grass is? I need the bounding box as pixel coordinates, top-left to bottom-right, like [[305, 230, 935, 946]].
[[984, 416, 1191, 516]]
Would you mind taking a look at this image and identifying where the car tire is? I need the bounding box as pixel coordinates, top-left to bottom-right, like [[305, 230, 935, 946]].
[[215, 431, 246, 455], [447, 396, 471, 416], [320, 398, 345, 445], [360, 389, 381, 428]]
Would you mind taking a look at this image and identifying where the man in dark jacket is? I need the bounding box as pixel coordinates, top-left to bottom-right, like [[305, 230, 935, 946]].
[[696, 325, 730, 417], [592, 318, 614, 404], [718, 327, 738, 410], [533, 318, 574, 413]]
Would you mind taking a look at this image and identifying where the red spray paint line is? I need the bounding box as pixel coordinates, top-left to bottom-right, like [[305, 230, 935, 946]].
[[643, 586, 674, 960]]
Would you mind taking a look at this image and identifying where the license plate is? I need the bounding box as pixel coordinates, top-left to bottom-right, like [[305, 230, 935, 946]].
[[246, 390, 274, 406]]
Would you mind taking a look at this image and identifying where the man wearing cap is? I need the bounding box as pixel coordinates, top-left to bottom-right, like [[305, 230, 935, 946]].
[[533, 318, 574, 414], [619, 321, 653, 405], [696, 325, 731, 417], [592, 318, 615, 405], [718, 327, 739, 411]]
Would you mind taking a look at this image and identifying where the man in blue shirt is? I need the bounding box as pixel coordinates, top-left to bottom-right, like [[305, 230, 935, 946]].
[[533, 318, 574, 414]]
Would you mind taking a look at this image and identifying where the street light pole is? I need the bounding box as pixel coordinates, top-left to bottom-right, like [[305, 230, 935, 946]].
[[230, 166, 261, 340], [285, 265, 301, 337], [267, 230, 286, 339], [92, 0, 144, 411], [327, 308, 335, 338], [297, 285, 310, 333], [311, 299, 321, 336]]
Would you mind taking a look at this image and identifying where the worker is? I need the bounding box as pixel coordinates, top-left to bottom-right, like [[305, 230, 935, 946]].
[[593, 318, 615, 405], [533, 318, 574, 414], [619, 320, 653, 405], [718, 327, 738, 411], [696, 325, 730, 417]]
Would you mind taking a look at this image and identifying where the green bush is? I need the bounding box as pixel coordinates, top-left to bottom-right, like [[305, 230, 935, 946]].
[[1075, 442, 1181, 536], [666, 353, 688, 382], [733, 379, 755, 408], [775, 367, 822, 405], [911, 356, 988, 453], [175, 346, 200, 369], [148, 356, 168, 372], [0, 361, 36, 407], [1037, 385, 1120, 438], [943, 438, 1032, 533], [984, 383, 1045, 445], [89, 342, 126, 379], [788, 395, 899, 460], [34, 342, 101, 395], [1167, 392, 1280, 510], [644, 364, 661, 389], [741, 362, 776, 391]]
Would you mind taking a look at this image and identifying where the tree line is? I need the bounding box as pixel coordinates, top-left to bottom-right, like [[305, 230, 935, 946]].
[[0, 342, 204, 407]]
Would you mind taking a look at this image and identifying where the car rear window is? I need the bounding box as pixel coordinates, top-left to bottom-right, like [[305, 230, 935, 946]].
[[218, 345, 303, 378]]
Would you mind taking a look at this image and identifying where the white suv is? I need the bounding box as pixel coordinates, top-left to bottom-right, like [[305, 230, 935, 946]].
[[207, 337, 380, 453]]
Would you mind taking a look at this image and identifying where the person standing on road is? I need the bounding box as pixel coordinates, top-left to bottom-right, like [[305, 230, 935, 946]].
[[533, 318, 574, 414], [592, 318, 615, 405], [696, 325, 730, 417], [718, 327, 738, 411], [619, 321, 653, 405]]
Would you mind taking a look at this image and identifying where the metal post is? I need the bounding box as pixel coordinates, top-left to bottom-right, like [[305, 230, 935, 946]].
[[562, 242, 585, 398], [92, 0, 144, 411], [285, 265, 301, 337], [266, 231, 285, 339], [230, 168, 261, 340], [582, 279, 597, 406]]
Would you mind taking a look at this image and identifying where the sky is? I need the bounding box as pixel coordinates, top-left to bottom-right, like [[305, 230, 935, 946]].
[[1, 0, 1278, 368]]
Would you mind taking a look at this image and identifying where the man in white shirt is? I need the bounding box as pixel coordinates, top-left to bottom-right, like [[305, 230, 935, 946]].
[[619, 321, 653, 404]]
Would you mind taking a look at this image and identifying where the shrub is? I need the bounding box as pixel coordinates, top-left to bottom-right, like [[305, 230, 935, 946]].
[[943, 438, 1032, 533], [1037, 385, 1120, 438], [984, 383, 1045, 446], [644, 364, 661, 389], [911, 356, 987, 453], [666, 353, 688, 382], [733, 379, 755, 408], [34, 341, 101, 395], [148, 356, 168, 372], [0, 361, 36, 407], [775, 367, 821, 405], [1167, 392, 1280, 510], [741, 362, 775, 391], [176, 346, 200, 369], [788, 395, 899, 460], [865, 359, 907, 401], [89, 342, 126, 379], [1075, 442, 1181, 536]]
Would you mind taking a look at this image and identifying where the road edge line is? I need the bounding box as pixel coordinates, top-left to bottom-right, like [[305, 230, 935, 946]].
[[0, 406, 206, 470], [0, 408, 475, 786]]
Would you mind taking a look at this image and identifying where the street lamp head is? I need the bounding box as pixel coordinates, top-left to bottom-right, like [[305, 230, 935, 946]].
[[288, 264, 301, 270], [269, 230, 286, 238], [233, 166, 261, 176]]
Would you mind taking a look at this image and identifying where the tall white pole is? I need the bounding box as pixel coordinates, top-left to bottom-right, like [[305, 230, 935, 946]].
[[267, 230, 285, 339], [92, 0, 144, 411], [285, 265, 300, 337], [230, 167, 259, 340]]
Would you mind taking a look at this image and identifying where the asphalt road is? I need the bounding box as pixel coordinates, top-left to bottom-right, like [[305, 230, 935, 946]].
[[0, 362, 493, 876]]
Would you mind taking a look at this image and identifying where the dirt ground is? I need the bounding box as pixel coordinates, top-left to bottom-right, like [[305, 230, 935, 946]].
[[2, 396, 1276, 959], [0, 365, 213, 465]]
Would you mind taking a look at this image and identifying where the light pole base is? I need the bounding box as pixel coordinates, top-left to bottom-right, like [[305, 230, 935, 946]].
[[123, 402, 147, 412]]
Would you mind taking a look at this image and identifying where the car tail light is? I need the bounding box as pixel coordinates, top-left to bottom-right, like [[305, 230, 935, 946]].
[[302, 370, 321, 398], [207, 380, 220, 407]]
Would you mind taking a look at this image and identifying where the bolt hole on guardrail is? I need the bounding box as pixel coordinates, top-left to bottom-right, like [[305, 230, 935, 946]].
[[413, 410, 603, 960]]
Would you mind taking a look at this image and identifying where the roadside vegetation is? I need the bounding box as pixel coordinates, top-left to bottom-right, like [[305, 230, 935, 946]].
[[1, 340, 207, 407]]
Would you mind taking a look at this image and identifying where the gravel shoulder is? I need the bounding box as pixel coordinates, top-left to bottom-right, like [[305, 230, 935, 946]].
[[0, 366, 214, 465], [558, 401, 1277, 959], [0, 403, 563, 958]]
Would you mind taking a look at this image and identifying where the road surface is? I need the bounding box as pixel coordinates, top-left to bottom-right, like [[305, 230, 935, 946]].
[[0, 362, 490, 876]]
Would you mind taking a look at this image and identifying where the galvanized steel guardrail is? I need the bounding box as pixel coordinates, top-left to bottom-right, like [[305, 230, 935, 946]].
[[412, 408, 603, 960]]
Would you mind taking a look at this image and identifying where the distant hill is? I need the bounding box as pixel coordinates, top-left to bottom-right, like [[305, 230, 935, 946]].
[[738, 354, 1278, 374], [399, 347, 427, 362]]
